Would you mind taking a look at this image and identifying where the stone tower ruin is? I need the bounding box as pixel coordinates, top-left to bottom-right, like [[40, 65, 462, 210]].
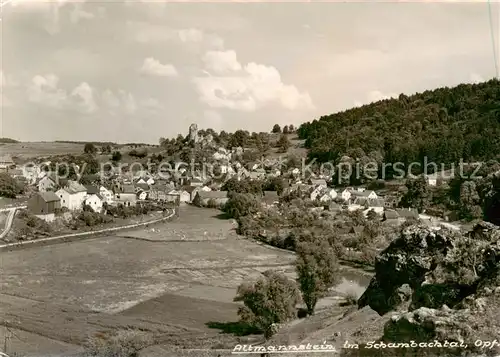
[[189, 123, 198, 143]]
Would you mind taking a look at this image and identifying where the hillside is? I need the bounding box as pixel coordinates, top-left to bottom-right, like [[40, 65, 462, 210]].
[[298, 79, 500, 167]]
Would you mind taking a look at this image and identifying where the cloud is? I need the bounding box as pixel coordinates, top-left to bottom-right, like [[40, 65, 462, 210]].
[[469, 73, 484, 83], [202, 50, 242, 73], [193, 50, 314, 111], [27, 74, 68, 109], [178, 28, 224, 49], [140, 58, 178, 77], [367, 90, 397, 102], [101, 89, 138, 115], [71, 82, 97, 113]]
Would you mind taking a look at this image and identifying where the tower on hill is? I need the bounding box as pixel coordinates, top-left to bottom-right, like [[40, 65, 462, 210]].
[[189, 123, 198, 143]]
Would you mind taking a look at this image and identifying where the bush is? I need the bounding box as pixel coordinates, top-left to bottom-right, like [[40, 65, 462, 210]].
[[84, 329, 153, 357], [234, 270, 301, 338]]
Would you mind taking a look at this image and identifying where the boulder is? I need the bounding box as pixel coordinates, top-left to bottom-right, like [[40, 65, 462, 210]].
[[359, 223, 500, 315]]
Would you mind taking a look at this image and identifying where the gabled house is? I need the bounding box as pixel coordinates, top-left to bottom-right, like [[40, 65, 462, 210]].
[[0, 154, 15, 172], [310, 186, 323, 201], [56, 181, 87, 211], [189, 177, 205, 187], [351, 190, 378, 200], [319, 188, 337, 201], [395, 208, 419, 222], [99, 186, 114, 204], [115, 184, 137, 207], [383, 209, 400, 223], [384, 195, 400, 208], [84, 193, 104, 213], [309, 179, 327, 188], [135, 183, 150, 193], [193, 191, 229, 207], [37, 175, 57, 192], [169, 189, 190, 203], [341, 188, 352, 202], [136, 178, 147, 185], [28, 191, 61, 220], [148, 186, 169, 201]]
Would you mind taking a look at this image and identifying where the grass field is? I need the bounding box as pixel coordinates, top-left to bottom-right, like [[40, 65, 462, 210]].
[[0, 206, 296, 355], [1, 142, 86, 159], [0, 206, 369, 356]]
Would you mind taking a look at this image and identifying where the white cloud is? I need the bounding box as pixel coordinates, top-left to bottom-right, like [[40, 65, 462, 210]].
[[178, 28, 204, 43], [27, 74, 68, 109], [121, 91, 137, 115], [178, 28, 224, 49], [101, 89, 120, 108], [101, 89, 138, 115], [71, 82, 97, 113], [469, 73, 484, 83], [140, 97, 163, 111], [193, 50, 314, 112], [140, 58, 178, 77], [367, 90, 397, 102], [202, 50, 242, 73]]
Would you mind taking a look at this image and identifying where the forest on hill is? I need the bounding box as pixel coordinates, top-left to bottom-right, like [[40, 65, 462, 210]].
[[297, 79, 500, 170]]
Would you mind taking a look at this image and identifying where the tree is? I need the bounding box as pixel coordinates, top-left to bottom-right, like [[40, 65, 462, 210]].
[[228, 130, 249, 148], [296, 239, 340, 315], [400, 175, 430, 213], [111, 151, 122, 162], [289, 124, 295, 132], [234, 270, 301, 337], [276, 134, 290, 153], [223, 192, 260, 219], [84, 143, 97, 155], [282, 125, 289, 134], [272, 124, 281, 133], [0, 173, 24, 198]]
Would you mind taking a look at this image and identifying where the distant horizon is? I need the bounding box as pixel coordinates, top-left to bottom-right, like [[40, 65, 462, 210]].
[[2, 1, 498, 142], [4, 76, 499, 145]]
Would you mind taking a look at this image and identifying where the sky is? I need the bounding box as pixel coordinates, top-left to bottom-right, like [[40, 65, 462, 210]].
[[0, 0, 499, 144]]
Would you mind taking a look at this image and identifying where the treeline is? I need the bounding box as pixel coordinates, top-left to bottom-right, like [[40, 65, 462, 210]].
[[55, 140, 117, 146], [298, 79, 500, 172], [0, 137, 19, 143]]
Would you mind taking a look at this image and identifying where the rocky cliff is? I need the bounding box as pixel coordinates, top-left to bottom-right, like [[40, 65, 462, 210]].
[[356, 222, 500, 355]]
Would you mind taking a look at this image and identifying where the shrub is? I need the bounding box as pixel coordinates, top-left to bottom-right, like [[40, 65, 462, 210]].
[[234, 270, 301, 338], [84, 329, 153, 357]]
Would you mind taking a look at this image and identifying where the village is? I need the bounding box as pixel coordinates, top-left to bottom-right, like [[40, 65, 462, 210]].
[[0, 123, 458, 244]]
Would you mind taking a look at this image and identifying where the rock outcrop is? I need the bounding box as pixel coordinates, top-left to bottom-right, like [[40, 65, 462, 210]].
[[357, 222, 500, 354]]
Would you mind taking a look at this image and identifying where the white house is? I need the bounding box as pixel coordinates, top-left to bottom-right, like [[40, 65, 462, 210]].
[[136, 178, 147, 185], [169, 189, 191, 203], [99, 186, 114, 204], [137, 191, 148, 200], [146, 177, 155, 185], [341, 189, 352, 202], [84, 194, 104, 213], [350, 189, 378, 201], [310, 187, 323, 201], [426, 174, 437, 186], [38, 175, 57, 192], [319, 193, 333, 202], [56, 181, 87, 211]]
